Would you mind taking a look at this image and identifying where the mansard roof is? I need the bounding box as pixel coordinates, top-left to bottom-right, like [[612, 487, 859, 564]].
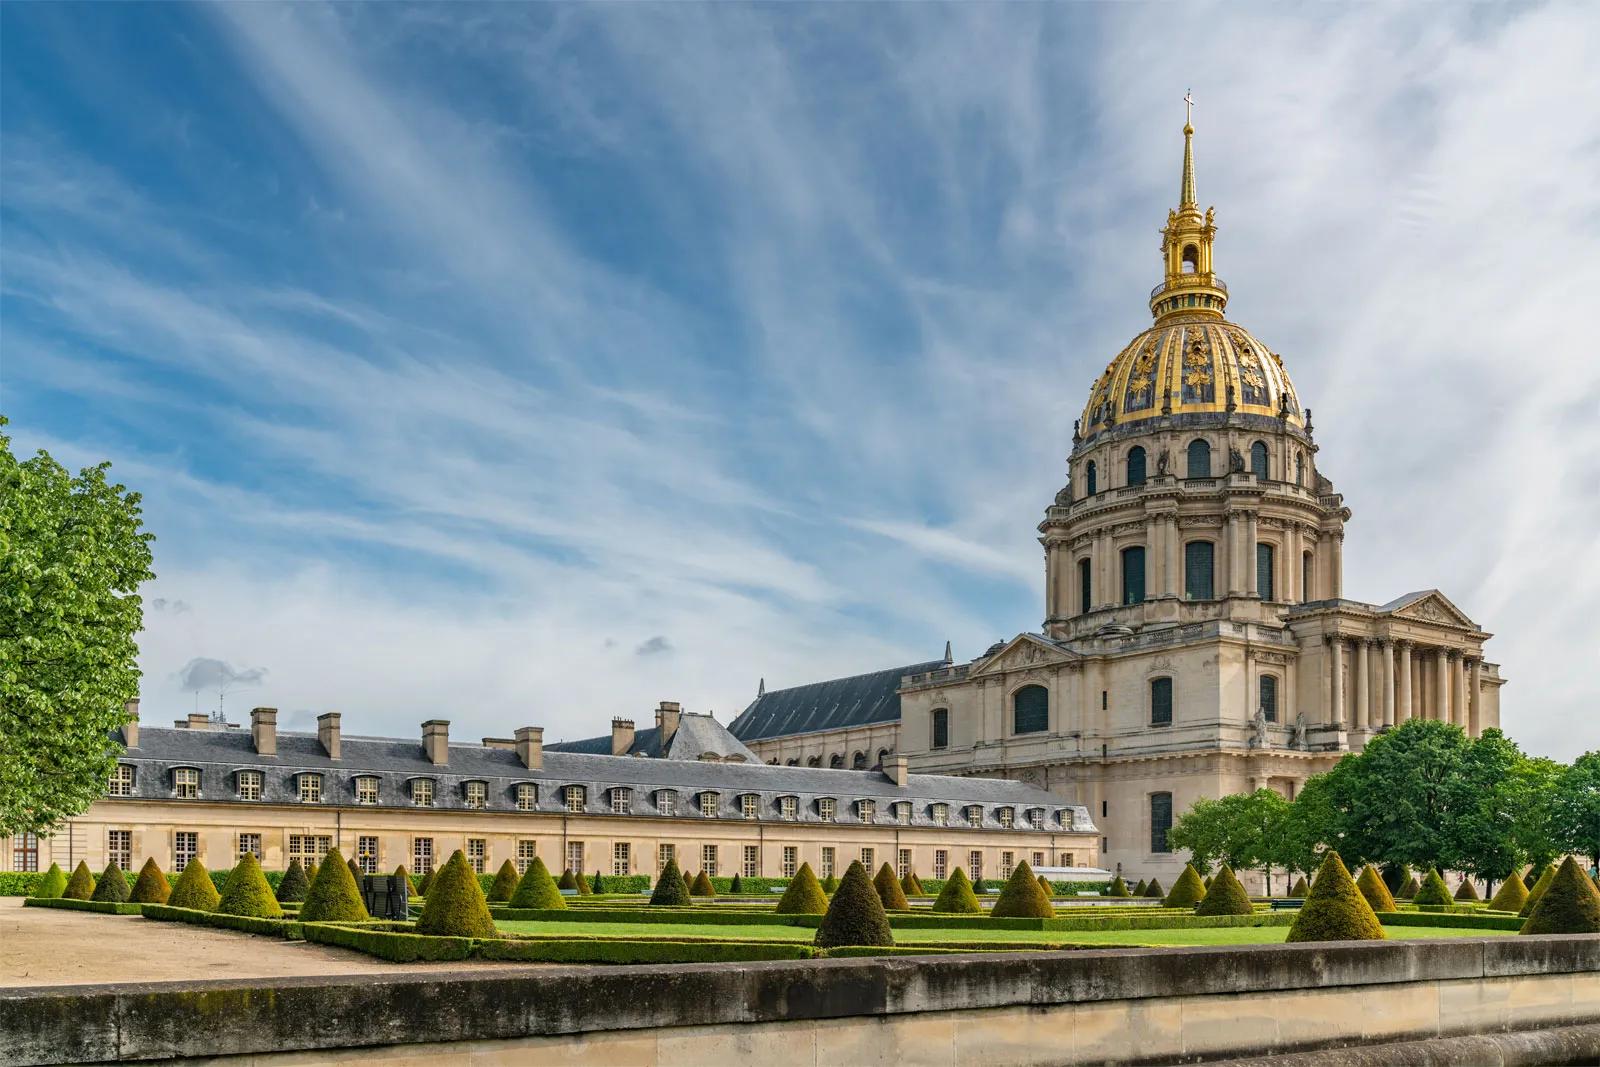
[[728, 658, 947, 742], [547, 712, 760, 762]]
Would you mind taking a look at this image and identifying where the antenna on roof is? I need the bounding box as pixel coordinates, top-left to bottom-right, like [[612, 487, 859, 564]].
[[944, 641, 953, 664], [758, 677, 766, 697]]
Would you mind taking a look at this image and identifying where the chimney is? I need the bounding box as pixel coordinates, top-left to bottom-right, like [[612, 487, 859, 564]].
[[655, 701, 681, 750], [611, 718, 635, 756], [317, 712, 341, 760], [886, 755, 909, 789], [482, 737, 516, 750], [250, 707, 278, 756], [122, 699, 140, 749], [177, 713, 214, 730], [422, 719, 450, 765], [515, 726, 544, 770]]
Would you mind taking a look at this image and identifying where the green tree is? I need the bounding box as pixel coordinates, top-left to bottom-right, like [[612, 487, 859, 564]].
[[1554, 753, 1600, 872], [1166, 795, 1229, 875], [1441, 729, 1528, 889], [1511, 757, 1564, 874], [1328, 720, 1471, 870], [1168, 789, 1293, 893], [1, 423, 155, 836]]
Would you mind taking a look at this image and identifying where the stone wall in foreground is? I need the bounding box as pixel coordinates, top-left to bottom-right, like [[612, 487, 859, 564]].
[[2, 937, 1598, 1066]]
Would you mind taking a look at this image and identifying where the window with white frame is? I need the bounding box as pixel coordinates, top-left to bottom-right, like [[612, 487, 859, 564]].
[[413, 837, 434, 873], [174, 768, 200, 799], [564, 785, 585, 813], [821, 846, 835, 879], [1001, 850, 1015, 878], [701, 844, 717, 877], [237, 833, 262, 862], [860, 847, 874, 871], [896, 801, 911, 825], [857, 800, 874, 823], [356, 777, 379, 805], [108, 830, 132, 869], [1032, 850, 1045, 869], [411, 779, 435, 807], [657, 843, 675, 871], [358, 836, 378, 874], [109, 764, 135, 797], [782, 846, 797, 878], [464, 781, 487, 810], [289, 835, 331, 867], [611, 788, 631, 815], [516, 840, 536, 874], [1028, 808, 1045, 829], [932, 803, 948, 826], [967, 805, 983, 828], [613, 842, 630, 876], [998, 807, 1014, 829], [466, 838, 486, 874], [699, 792, 719, 818], [740, 794, 758, 820], [968, 850, 983, 882], [516, 783, 537, 811], [898, 848, 911, 879], [175, 831, 199, 870], [743, 844, 758, 877], [818, 797, 835, 822], [566, 840, 584, 873], [657, 790, 677, 816], [779, 796, 797, 820], [298, 774, 322, 804]]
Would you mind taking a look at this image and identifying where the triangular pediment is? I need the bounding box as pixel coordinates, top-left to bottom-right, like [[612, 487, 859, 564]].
[[1381, 590, 1477, 630], [970, 634, 1076, 677]]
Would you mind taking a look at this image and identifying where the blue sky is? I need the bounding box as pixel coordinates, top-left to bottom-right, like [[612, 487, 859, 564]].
[[3, 4, 1597, 757]]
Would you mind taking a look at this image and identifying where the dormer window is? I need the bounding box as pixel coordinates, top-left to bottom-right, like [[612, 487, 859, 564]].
[[740, 795, 758, 820], [237, 770, 262, 802], [1027, 808, 1045, 830], [966, 805, 983, 828], [857, 800, 875, 824], [932, 803, 948, 826], [464, 781, 487, 809], [298, 774, 323, 804], [109, 765, 135, 797], [779, 796, 798, 820], [516, 783, 537, 811], [611, 787, 632, 815], [564, 785, 585, 813], [896, 802, 911, 825], [998, 807, 1015, 829], [411, 778, 435, 807], [174, 768, 200, 799], [656, 790, 677, 816], [356, 776, 380, 805], [699, 792, 719, 818], [818, 797, 836, 822]]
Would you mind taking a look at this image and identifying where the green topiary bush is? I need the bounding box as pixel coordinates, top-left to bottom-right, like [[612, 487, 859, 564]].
[[648, 858, 692, 906], [991, 860, 1055, 918], [130, 859, 170, 904], [1524, 867, 1540, 889], [873, 863, 910, 911], [1488, 872, 1529, 912], [1454, 877, 1480, 902], [557, 868, 577, 891], [1132, 878, 1147, 896], [347, 857, 362, 882], [814, 861, 893, 949], [90, 863, 130, 903], [416, 850, 496, 938], [776, 862, 828, 914], [690, 871, 716, 897], [931, 867, 982, 913], [276, 859, 310, 903], [509, 856, 567, 910], [1037, 874, 1054, 898], [217, 852, 283, 919], [821, 873, 839, 895], [1519, 864, 1557, 917], [1194, 865, 1253, 916], [1106, 875, 1130, 898], [417, 866, 435, 896], [680, 866, 693, 898], [900, 871, 921, 898], [1286, 851, 1386, 942], [1143, 878, 1165, 899], [305, 860, 319, 886], [394, 864, 417, 892], [168, 859, 221, 911], [33, 863, 68, 899], [591, 870, 604, 894], [1163, 865, 1207, 908], [1356, 865, 1398, 913], [1398, 875, 1419, 899], [575, 870, 591, 895], [1203, 875, 1213, 890], [1519, 857, 1600, 935], [298, 847, 369, 923], [487, 860, 519, 903], [63, 861, 96, 901], [1383, 864, 1412, 895], [728, 873, 741, 894], [1288, 875, 1309, 898], [1412, 869, 1454, 906]]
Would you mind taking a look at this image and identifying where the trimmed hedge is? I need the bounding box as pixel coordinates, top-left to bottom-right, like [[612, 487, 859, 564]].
[[143, 904, 304, 939], [510, 856, 566, 910], [217, 853, 283, 919], [299, 847, 369, 923], [1356, 865, 1399, 913], [690, 871, 716, 897], [1287, 851, 1385, 943], [1143, 878, 1165, 899], [1106, 875, 1130, 897], [23, 897, 143, 915], [276, 860, 310, 903], [650, 858, 692, 906], [478, 938, 815, 964], [487, 860, 520, 903], [1378, 911, 1524, 932], [1411, 869, 1454, 906], [493, 906, 821, 927], [168, 859, 221, 911], [1288, 876, 1309, 898], [302, 922, 473, 961], [1, 872, 46, 896], [91, 863, 131, 904], [1520, 857, 1600, 935], [1194, 865, 1253, 917], [1520, 864, 1557, 918], [873, 863, 910, 912], [931, 868, 982, 914], [1488, 873, 1529, 912], [1454, 877, 1481, 902], [776, 863, 828, 915], [63, 861, 96, 901], [1132, 879, 1148, 897], [130, 859, 171, 904]]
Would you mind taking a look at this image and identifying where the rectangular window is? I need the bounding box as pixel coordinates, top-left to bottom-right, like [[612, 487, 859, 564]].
[[357, 836, 378, 874], [860, 847, 874, 871], [858, 800, 874, 824], [1151, 677, 1174, 726], [782, 846, 797, 878], [897, 802, 911, 826], [108, 830, 132, 869], [932, 708, 949, 749], [235, 771, 261, 801], [175, 831, 199, 870], [516, 784, 537, 811], [289, 835, 331, 866], [299, 775, 322, 804], [1061, 852, 1074, 867], [1122, 545, 1146, 605], [516, 840, 537, 874], [236, 833, 261, 863], [356, 777, 379, 805], [109, 765, 135, 797], [1260, 674, 1278, 722], [657, 791, 677, 816], [566, 840, 585, 873], [1032, 851, 1045, 869], [897, 848, 911, 879], [565, 785, 585, 813], [1001, 851, 1015, 879], [780, 796, 797, 820], [12, 832, 39, 872], [933, 849, 948, 879], [657, 843, 675, 871], [1028, 808, 1045, 829], [999, 807, 1015, 829], [743, 845, 758, 878], [818, 798, 835, 822], [1257, 543, 1275, 601], [741, 795, 758, 820], [1303, 552, 1313, 603], [413, 837, 434, 873], [1185, 541, 1215, 601], [821, 847, 835, 879], [967, 805, 983, 828], [701, 844, 717, 877], [1078, 558, 1092, 615], [611, 788, 632, 815], [465, 782, 487, 810], [175, 768, 200, 799], [466, 838, 486, 874], [412, 779, 435, 807], [613, 842, 631, 877], [932, 803, 948, 826], [1151, 792, 1174, 854], [969, 851, 983, 883], [699, 793, 719, 818]]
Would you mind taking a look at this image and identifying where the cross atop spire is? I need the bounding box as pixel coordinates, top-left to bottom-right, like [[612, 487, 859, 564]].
[[1184, 89, 1194, 127]]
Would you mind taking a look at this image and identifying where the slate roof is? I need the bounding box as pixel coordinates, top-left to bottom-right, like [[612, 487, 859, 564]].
[[547, 713, 760, 762], [111, 726, 1097, 834], [728, 659, 948, 743]]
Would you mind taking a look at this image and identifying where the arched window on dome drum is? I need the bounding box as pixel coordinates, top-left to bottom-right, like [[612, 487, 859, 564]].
[[1182, 245, 1198, 273], [1122, 546, 1146, 605], [931, 709, 949, 750], [1250, 441, 1268, 480], [1013, 686, 1049, 735], [1185, 541, 1214, 601], [1086, 461, 1097, 496], [1186, 439, 1211, 479], [1260, 675, 1278, 723], [1078, 558, 1092, 615], [1126, 447, 1146, 486], [1257, 543, 1275, 602]]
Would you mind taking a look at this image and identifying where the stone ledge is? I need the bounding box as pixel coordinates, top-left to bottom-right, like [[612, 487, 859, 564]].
[[1208, 1022, 1600, 1066]]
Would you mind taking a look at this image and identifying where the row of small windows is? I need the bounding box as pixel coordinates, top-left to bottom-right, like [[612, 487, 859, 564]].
[[779, 750, 893, 770], [1078, 542, 1292, 609], [1084, 440, 1303, 495]]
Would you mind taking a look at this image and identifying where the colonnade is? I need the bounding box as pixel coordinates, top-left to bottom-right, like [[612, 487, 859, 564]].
[[1325, 635, 1481, 737]]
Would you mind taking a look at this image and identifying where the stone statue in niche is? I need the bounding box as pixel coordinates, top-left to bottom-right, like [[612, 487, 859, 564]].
[[1290, 713, 1308, 750], [1250, 707, 1269, 750], [1156, 449, 1170, 476], [1226, 383, 1237, 412], [1229, 446, 1245, 473]]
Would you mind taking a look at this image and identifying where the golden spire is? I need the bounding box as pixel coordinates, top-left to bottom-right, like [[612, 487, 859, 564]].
[[1150, 97, 1226, 324], [1180, 90, 1197, 210]]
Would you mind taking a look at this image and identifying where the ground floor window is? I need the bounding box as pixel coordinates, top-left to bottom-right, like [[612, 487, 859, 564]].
[[860, 847, 874, 872], [781, 846, 797, 878], [1001, 851, 1015, 879], [175, 831, 199, 871], [898, 848, 911, 879], [613, 842, 631, 877], [969, 850, 983, 883], [516, 840, 537, 874], [1060, 852, 1075, 867], [236, 833, 261, 863], [821, 847, 835, 879], [12, 833, 38, 872], [412, 837, 434, 873], [742, 845, 758, 878], [289, 835, 331, 868], [108, 830, 132, 870], [933, 849, 948, 879], [566, 841, 585, 875], [466, 838, 486, 874], [357, 836, 378, 874], [701, 844, 717, 877], [657, 843, 675, 872], [1032, 851, 1045, 869]]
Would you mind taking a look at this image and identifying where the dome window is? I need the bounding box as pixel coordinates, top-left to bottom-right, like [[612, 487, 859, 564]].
[[1250, 441, 1269, 479], [1185, 541, 1215, 601], [1078, 558, 1092, 615], [1186, 439, 1211, 478], [1126, 447, 1147, 486], [1122, 546, 1146, 605], [1086, 461, 1097, 496]]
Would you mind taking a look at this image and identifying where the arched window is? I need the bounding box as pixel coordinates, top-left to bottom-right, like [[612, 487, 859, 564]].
[[931, 708, 949, 749], [1181, 245, 1198, 272], [1184, 541, 1215, 601], [1257, 543, 1275, 601], [1250, 441, 1268, 480], [784, 758, 796, 766], [1151, 792, 1174, 853], [1186, 439, 1211, 478], [1086, 460, 1097, 496], [1150, 677, 1173, 726], [1078, 558, 1092, 614], [1126, 446, 1146, 486], [875, 748, 889, 769], [852, 751, 868, 770], [1121, 546, 1146, 605], [829, 754, 843, 769], [1013, 685, 1049, 734], [807, 756, 821, 767], [1260, 675, 1278, 723], [1296, 452, 1305, 485]]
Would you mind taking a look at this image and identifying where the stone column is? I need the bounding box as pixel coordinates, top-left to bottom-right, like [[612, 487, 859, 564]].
[[1468, 658, 1482, 737], [1451, 652, 1466, 733], [1354, 639, 1370, 731], [1223, 513, 1239, 597], [1396, 640, 1412, 724], [1328, 636, 1344, 726], [1434, 650, 1450, 724], [1381, 639, 1395, 728], [1165, 516, 1181, 598], [1330, 534, 1344, 599], [1143, 517, 1159, 603]]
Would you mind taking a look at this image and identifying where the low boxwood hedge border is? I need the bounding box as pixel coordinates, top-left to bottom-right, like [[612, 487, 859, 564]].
[[141, 905, 304, 939], [490, 906, 822, 927], [477, 938, 815, 964], [491, 905, 1291, 932], [23, 897, 144, 915], [1379, 911, 1524, 932], [301, 922, 475, 962]]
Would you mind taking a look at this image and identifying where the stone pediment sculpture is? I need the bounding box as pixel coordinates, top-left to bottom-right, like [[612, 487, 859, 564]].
[[1384, 590, 1478, 630], [971, 634, 1074, 677]]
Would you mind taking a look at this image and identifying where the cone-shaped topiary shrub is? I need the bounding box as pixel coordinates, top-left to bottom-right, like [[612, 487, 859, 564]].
[[63, 861, 96, 900], [276, 859, 309, 903], [487, 860, 519, 903], [1399, 875, 1419, 899], [1195, 864, 1254, 916], [815, 860, 893, 948], [1412, 869, 1454, 906], [305, 860, 319, 886], [1488, 872, 1530, 912], [591, 871, 604, 895], [821, 873, 839, 894], [680, 866, 693, 898], [1143, 878, 1165, 899], [91, 862, 130, 903], [557, 868, 576, 891], [394, 864, 416, 892], [909, 872, 926, 896], [873, 862, 910, 911], [690, 870, 716, 897], [649, 857, 691, 906], [1519, 857, 1600, 935], [417, 866, 435, 896], [1454, 877, 1480, 902], [991, 860, 1055, 918], [299, 847, 369, 923], [900, 871, 920, 898], [217, 852, 283, 918], [1163, 865, 1207, 908], [1520, 863, 1560, 917], [729, 873, 742, 894], [1383, 864, 1412, 894], [130, 858, 170, 904], [777, 862, 829, 914], [1289, 875, 1309, 898], [932, 867, 982, 913], [33, 862, 68, 899], [168, 858, 221, 911], [971, 876, 986, 894], [416, 850, 496, 938], [1356, 865, 1398, 913], [1106, 875, 1130, 898], [1286, 851, 1386, 942], [574, 870, 591, 895], [1524, 867, 1540, 889], [347, 857, 362, 882], [1203, 875, 1213, 890], [1038, 874, 1054, 898], [510, 856, 567, 910], [1132, 878, 1148, 896]]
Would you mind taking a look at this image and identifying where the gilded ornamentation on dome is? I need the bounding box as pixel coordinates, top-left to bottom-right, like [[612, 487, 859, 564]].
[[1181, 328, 1215, 403]]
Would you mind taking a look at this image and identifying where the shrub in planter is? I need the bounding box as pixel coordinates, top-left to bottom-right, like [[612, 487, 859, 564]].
[[217, 853, 283, 919], [1194, 865, 1253, 916], [649, 858, 692, 906], [276, 859, 310, 903], [776, 863, 828, 915], [1454, 877, 1480, 902], [873, 863, 910, 911], [33, 863, 67, 899], [1412, 869, 1454, 906], [690, 871, 716, 897], [931, 868, 982, 914], [1488, 872, 1529, 912], [168, 859, 221, 911], [63, 861, 96, 901], [815, 861, 893, 949], [1132, 878, 1147, 897], [1143, 878, 1165, 899], [1106, 875, 1130, 898], [1288, 876, 1309, 898], [510, 856, 567, 910], [1519, 864, 1557, 917], [1519, 857, 1600, 935], [1163, 866, 1206, 908], [91, 863, 130, 903], [821, 874, 839, 895], [487, 860, 519, 903], [1356, 865, 1398, 913], [991, 860, 1054, 918], [1398, 875, 1419, 899], [417, 866, 436, 896], [299, 847, 369, 923], [416, 850, 496, 938], [130, 859, 170, 904], [1286, 851, 1385, 942]]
